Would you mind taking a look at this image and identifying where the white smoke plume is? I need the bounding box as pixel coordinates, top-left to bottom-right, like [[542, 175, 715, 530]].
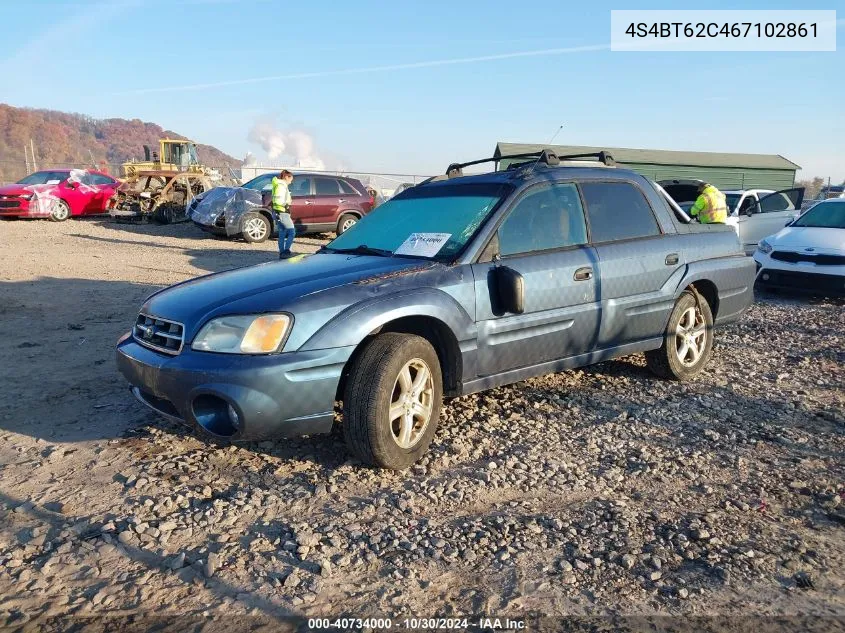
[[247, 119, 326, 170]]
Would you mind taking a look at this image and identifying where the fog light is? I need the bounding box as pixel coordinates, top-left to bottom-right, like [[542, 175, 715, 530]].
[[227, 404, 241, 429], [762, 273, 770, 281]]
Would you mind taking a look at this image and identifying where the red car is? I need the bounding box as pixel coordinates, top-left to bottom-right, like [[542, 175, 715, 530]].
[[0, 169, 119, 221]]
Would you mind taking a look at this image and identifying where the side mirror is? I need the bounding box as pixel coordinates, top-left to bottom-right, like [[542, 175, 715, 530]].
[[66, 181, 78, 189], [493, 266, 524, 314]]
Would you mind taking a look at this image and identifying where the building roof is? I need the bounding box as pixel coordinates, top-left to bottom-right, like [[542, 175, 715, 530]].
[[494, 143, 801, 171]]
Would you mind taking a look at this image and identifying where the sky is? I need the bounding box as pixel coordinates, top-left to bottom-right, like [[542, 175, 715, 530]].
[[1, 0, 843, 180]]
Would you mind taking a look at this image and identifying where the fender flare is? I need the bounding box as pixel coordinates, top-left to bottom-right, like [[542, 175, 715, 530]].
[[299, 287, 476, 352]]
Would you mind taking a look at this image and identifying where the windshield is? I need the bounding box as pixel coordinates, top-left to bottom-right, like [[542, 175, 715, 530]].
[[724, 194, 740, 212], [791, 200, 845, 229], [17, 171, 69, 185], [242, 174, 273, 191], [326, 182, 511, 261]]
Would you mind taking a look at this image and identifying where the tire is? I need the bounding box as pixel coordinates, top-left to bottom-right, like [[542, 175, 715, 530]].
[[343, 333, 443, 470], [241, 211, 271, 243], [646, 290, 714, 381], [336, 213, 358, 235], [49, 199, 71, 222], [153, 204, 176, 224]]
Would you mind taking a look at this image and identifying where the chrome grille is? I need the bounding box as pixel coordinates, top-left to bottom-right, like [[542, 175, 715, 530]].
[[133, 313, 184, 355]]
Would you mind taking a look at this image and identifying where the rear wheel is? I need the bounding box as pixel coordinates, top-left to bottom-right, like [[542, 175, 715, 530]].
[[241, 212, 271, 243], [336, 213, 358, 235], [646, 291, 714, 381], [49, 199, 71, 222], [343, 333, 442, 469]]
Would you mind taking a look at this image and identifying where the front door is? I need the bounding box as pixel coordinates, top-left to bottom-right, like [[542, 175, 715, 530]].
[[287, 176, 314, 231], [472, 182, 601, 377], [738, 187, 805, 252]]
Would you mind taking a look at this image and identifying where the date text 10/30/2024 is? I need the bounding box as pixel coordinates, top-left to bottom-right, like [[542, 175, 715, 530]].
[[308, 617, 527, 630]]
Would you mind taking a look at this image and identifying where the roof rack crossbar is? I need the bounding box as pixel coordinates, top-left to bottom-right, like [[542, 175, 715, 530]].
[[445, 150, 561, 178], [442, 149, 615, 179]]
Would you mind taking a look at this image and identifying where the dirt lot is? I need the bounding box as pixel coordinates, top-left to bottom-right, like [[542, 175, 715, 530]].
[[0, 218, 843, 631]]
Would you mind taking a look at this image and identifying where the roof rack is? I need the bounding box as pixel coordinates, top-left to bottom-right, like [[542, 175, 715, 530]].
[[443, 149, 615, 179]]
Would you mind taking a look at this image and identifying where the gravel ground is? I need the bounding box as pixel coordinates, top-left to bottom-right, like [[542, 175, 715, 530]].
[[0, 218, 843, 630]]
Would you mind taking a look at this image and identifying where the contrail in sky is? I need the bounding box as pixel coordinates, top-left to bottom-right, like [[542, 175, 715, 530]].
[[119, 44, 610, 95]]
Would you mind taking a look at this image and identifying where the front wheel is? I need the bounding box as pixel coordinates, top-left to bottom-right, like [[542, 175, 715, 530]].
[[343, 333, 442, 469], [49, 199, 71, 222], [646, 291, 714, 381], [241, 212, 271, 243]]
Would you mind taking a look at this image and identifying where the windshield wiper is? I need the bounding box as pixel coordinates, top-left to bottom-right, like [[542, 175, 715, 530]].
[[323, 244, 394, 257]]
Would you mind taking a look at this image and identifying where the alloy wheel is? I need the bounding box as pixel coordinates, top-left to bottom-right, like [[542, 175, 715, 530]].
[[388, 358, 434, 449], [244, 217, 268, 241], [675, 306, 707, 367]]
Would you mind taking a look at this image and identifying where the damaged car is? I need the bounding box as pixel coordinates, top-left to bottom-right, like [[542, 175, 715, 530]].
[[109, 171, 213, 224], [0, 169, 118, 221], [117, 149, 755, 469], [190, 172, 375, 243]]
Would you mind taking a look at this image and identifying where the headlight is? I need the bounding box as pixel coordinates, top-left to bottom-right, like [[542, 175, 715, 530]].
[[758, 240, 773, 254], [191, 314, 292, 354], [19, 194, 34, 201]]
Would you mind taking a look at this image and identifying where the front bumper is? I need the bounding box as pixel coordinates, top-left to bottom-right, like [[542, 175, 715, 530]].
[[116, 334, 354, 440], [753, 252, 845, 295]]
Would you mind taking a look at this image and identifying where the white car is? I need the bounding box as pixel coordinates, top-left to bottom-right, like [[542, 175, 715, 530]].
[[753, 199, 845, 295], [659, 180, 805, 254]]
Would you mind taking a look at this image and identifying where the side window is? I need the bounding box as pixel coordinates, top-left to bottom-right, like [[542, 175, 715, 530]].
[[315, 177, 341, 195], [497, 183, 588, 257], [759, 192, 795, 213], [289, 177, 312, 197], [580, 182, 660, 243], [738, 196, 756, 215], [91, 174, 116, 186], [338, 179, 358, 195]]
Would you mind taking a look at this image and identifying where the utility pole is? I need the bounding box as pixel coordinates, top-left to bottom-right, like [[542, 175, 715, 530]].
[[30, 139, 38, 172], [24, 145, 30, 173]]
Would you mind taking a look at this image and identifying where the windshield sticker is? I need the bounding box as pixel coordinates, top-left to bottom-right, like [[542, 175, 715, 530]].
[[394, 232, 452, 257]]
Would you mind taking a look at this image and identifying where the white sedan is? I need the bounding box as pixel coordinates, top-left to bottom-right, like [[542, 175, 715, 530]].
[[753, 199, 845, 295]]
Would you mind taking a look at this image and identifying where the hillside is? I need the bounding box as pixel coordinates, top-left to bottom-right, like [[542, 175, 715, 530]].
[[0, 104, 241, 180]]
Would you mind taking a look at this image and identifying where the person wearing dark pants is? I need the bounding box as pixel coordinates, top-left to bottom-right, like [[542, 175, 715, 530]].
[[271, 170, 295, 258]]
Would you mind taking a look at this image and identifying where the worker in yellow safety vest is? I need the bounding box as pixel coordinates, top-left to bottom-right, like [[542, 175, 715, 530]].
[[689, 181, 728, 224], [271, 170, 295, 258]]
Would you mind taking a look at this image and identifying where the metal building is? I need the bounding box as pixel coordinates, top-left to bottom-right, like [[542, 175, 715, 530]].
[[494, 142, 800, 191]]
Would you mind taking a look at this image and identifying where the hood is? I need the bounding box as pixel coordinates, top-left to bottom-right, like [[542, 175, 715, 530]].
[[190, 186, 263, 226], [768, 226, 845, 252], [0, 183, 35, 196], [142, 253, 438, 337]]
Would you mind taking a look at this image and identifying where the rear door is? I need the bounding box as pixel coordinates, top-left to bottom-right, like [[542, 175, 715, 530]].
[[581, 181, 685, 348], [472, 182, 601, 377], [311, 177, 345, 225], [740, 187, 805, 251]]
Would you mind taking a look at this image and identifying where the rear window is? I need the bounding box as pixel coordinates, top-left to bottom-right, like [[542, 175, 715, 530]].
[[338, 179, 359, 195], [580, 182, 661, 243], [315, 178, 341, 195]]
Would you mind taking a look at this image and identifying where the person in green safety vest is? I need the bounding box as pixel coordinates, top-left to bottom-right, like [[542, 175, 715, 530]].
[[690, 181, 728, 224], [271, 170, 295, 258]]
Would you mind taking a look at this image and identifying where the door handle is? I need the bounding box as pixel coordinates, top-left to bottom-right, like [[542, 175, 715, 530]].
[[303, 200, 312, 205], [337, 198, 346, 203], [573, 267, 593, 281], [665, 253, 679, 266]]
